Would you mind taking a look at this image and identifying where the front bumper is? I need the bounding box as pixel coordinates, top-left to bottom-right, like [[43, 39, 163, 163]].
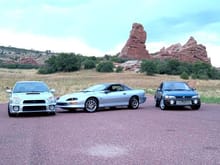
[[56, 101, 84, 109], [164, 98, 201, 107], [8, 103, 56, 114]]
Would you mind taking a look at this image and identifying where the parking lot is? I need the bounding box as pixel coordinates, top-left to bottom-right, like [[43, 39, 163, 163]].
[[0, 96, 220, 165]]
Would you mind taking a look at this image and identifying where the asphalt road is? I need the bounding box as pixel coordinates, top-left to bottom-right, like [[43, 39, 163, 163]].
[[0, 96, 220, 165]]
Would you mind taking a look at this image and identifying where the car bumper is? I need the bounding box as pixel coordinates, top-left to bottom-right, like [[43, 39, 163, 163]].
[[9, 103, 56, 114], [164, 98, 201, 107], [56, 102, 84, 109]]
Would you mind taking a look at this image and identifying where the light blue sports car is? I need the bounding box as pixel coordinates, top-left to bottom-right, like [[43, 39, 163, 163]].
[[56, 83, 147, 112], [7, 81, 56, 117]]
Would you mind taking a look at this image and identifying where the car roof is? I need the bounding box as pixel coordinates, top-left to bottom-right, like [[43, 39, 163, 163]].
[[162, 81, 186, 84], [99, 83, 122, 86], [15, 81, 44, 84]]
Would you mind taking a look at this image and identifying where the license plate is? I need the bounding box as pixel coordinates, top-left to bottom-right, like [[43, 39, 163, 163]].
[[176, 100, 191, 105]]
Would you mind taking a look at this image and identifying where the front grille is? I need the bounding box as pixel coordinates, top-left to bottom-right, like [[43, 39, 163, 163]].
[[23, 106, 47, 111], [23, 100, 46, 104]]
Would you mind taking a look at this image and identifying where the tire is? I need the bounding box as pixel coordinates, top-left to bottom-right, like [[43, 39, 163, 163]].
[[191, 104, 200, 110], [159, 99, 166, 110], [129, 96, 139, 109], [155, 99, 159, 107], [8, 104, 15, 117], [50, 111, 56, 115], [85, 97, 98, 112]]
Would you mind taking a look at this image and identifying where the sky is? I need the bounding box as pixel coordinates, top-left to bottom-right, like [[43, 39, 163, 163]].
[[0, 0, 220, 67]]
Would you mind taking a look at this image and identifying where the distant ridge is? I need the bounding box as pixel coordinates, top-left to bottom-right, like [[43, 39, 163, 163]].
[[0, 45, 56, 65]]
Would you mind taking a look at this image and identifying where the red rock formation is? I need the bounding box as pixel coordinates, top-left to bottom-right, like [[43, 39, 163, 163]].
[[19, 57, 39, 65], [154, 37, 211, 64], [119, 23, 151, 59], [119, 23, 211, 64]]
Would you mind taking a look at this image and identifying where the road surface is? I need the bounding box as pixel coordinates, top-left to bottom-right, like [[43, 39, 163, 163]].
[[0, 96, 220, 165]]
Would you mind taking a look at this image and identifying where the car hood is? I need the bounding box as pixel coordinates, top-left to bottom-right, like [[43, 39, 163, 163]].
[[163, 90, 198, 97], [12, 92, 54, 100], [57, 91, 95, 101]]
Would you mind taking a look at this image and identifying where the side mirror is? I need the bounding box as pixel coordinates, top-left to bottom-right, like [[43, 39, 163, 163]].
[[104, 90, 110, 94], [50, 89, 56, 93], [6, 89, 12, 93]]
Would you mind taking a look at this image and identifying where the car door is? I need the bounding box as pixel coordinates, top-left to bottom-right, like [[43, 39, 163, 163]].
[[100, 84, 129, 107]]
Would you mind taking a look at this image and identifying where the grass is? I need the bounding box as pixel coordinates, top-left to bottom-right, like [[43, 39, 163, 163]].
[[201, 96, 220, 104], [1, 68, 220, 104]]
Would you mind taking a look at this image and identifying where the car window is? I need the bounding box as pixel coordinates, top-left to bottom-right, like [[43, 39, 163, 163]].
[[13, 82, 50, 93], [83, 84, 106, 92], [110, 85, 124, 92], [163, 82, 191, 91]]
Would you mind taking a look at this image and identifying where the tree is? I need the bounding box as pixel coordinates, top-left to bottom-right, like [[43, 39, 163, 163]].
[[38, 53, 82, 74], [140, 60, 157, 75], [180, 72, 189, 79], [83, 59, 96, 69], [96, 61, 114, 72]]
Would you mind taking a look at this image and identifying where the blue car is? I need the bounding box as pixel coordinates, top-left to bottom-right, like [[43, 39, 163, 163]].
[[154, 81, 201, 110]]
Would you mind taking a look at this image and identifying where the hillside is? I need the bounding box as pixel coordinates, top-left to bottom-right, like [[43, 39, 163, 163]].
[[0, 46, 56, 65]]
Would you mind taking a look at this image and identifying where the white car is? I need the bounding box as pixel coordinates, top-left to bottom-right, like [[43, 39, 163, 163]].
[[7, 81, 56, 117], [56, 83, 147, 112]]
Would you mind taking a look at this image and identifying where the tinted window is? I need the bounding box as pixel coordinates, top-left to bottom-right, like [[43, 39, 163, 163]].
[[163, 82, 190, 90], [13, 82, 50, 93], [83, 84, 106, 91]]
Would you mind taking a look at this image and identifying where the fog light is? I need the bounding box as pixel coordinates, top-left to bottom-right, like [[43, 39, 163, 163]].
[[13, 106, 19, 111], [193, 99, 198, 104], [49, 105, 55, 110], [170, 100, 175, 105]]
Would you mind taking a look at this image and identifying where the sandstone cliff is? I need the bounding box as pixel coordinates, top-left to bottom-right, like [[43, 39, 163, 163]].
[[154, 36, 211, 64], [119, 23, 151, 59], [120, 23, 211, 64]]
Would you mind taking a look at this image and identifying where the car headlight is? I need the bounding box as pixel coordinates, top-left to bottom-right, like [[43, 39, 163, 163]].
[[11, 97, 22, 104], [164, 95, 176, 100], [47, 96, 56, 104]]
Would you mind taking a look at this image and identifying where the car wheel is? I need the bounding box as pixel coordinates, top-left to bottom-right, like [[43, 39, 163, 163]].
[[50, 111, 56, 115], [191, 105, 200, 110], [85, 97, 98, 112], [129, 96, 139, 109], [159, 99, 166, 110], [8, 104, 15, 117], [155, 99, 160, 107]]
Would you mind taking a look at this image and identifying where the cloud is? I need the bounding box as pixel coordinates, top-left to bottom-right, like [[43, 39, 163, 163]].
[[0, 0, 220, 67], [0, 29, 104, 56]]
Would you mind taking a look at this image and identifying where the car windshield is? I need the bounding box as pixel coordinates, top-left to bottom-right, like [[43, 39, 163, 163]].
[[82, 84, 106, 92], [163, 82, 191, 91], [13, 82, 50, 93]]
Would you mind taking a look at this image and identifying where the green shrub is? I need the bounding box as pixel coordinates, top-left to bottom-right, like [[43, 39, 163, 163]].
[[141, 60, 157, 75], [38, 66, 56, 74], [38, 53, 82, 74], [83, 59, 96, 69], [191, 73, 198, 79], [180, 72, 189, 79], [115, 66, 123, 73], [96, 61, 114, 72]]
